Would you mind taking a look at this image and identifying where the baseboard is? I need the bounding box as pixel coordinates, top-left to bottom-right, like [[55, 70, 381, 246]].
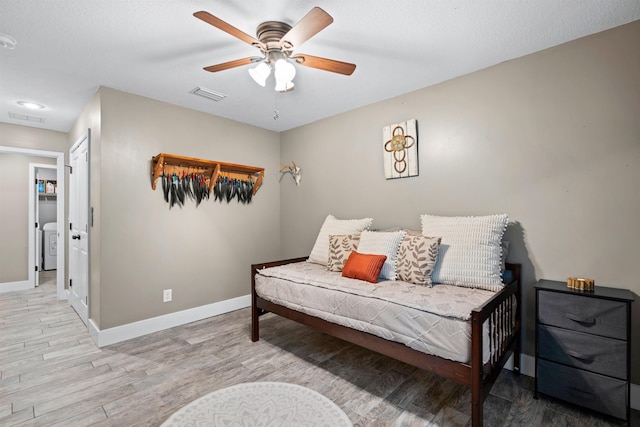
[[88, 294, 251, 347], [517, 353, 536, 377], [0, 280, 32, 293], [505, 353, 639, 411]]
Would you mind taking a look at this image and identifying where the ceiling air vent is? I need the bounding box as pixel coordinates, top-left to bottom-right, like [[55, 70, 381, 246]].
[[190, 86, 227, 102], [9, 112, 45, 123]]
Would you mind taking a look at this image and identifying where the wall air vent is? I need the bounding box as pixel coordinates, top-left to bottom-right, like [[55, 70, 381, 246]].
[[190, 86, 227, 102], [9, 112, 45, 123]]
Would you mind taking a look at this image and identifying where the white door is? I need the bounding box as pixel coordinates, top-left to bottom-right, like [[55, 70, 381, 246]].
[[69, 134, 89, 325]]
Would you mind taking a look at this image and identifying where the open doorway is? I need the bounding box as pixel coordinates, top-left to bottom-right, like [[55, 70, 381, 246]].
[[31, 164, 58, 287], [0, 145, 65, 300]]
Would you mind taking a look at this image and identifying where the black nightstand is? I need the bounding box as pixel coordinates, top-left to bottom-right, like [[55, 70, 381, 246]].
[[535, 279, 633, 422]]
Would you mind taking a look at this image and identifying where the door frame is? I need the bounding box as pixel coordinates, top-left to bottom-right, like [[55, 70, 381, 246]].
[[30, 163, 58, 287], [0, 145, 66, 299]]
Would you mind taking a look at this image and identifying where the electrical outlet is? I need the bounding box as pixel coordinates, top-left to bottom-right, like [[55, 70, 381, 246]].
[[163, 289, 172, 302]]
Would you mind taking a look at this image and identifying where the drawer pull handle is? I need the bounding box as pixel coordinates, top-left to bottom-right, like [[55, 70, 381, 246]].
[[565, 313, 595, 325], [569, 387, 595, 399], [566, 350, 596, 362]]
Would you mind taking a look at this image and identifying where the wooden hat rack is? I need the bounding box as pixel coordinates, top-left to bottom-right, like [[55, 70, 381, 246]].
[[151, 153, 264, 207]]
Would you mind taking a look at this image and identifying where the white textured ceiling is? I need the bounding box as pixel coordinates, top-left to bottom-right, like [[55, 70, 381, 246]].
[[1, 1, 639, 133]]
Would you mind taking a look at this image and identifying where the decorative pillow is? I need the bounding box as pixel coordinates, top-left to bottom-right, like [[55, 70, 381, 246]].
[[420, 214, 508, 291], [383, 228, 421, 236], [341, 251, 387, 283], [396, 235, 441, 286], [327, 234, 361, 272], [356, 230, 405, 280], [308, 215, 373, 266]]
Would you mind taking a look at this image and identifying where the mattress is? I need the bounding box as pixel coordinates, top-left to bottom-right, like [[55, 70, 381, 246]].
[[255, 261, 504, 363]]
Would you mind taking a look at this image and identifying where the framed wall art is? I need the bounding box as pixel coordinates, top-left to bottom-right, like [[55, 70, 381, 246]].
[[382, 119, 418, 179]]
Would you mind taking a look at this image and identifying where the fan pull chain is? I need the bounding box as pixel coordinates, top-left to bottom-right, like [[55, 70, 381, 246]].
[[273, 93, 279, 120]]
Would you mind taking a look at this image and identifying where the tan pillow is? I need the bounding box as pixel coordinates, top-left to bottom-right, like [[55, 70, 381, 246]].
[[396, 235, 441, 286], [327, 234, 361, 272]]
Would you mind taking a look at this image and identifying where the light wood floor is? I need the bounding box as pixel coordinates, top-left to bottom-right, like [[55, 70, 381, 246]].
[[1, 277, 637, 426]]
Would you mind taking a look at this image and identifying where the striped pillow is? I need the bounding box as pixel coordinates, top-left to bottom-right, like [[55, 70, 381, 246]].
[[356, 230, 405, 280], [420, 214, 508, 291]]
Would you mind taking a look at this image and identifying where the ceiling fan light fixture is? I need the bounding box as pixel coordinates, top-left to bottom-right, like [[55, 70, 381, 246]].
[[248, 62, 271, 87], [195, 8, 356, 92], [275, 81, 294, 93], [274, 59, 296, 91], [274, 59, 295, 81]]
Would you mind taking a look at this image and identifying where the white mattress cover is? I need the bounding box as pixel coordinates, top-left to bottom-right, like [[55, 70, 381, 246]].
[[255, 261, 501, 363]]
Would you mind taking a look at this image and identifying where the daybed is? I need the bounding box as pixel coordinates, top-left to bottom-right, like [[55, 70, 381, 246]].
[[251, 214, 521, 427]]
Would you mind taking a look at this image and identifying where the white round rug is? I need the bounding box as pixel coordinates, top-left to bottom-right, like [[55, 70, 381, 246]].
[[160, 382, 352, 427]]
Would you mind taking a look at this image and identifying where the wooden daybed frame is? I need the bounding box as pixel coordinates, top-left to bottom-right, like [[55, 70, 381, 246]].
[[251, 257, 521, 427]]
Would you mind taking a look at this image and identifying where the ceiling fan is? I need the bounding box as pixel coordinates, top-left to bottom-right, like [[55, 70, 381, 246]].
[[193, 7, 356, 92]]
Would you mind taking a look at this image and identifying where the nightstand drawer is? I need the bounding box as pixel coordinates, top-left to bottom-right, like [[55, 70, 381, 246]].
[[537, 359, 627, 420], [538, 291, 627, 339], [538, 325, 627, 379]]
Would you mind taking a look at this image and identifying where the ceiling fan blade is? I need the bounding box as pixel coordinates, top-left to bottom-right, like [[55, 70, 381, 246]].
[[292, 54, 356, 76], [194, 11, 265, 50], [204, 57, 255, 73], [279, 7, 333, 50]]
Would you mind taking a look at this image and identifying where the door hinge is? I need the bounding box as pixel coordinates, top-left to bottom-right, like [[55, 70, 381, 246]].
[[69, 279, 72, 288], [35, 266, 38, 272], [85, 296, 88, 305], [35, 222, 38, 228], [70, 223, 73, 231], [69, 166, 73, 174]]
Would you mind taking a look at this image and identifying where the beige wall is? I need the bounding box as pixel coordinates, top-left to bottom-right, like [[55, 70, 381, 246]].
[[0, 122, 68, 152], [87, 87, 281, 329], [280, 21, 640, 381], [0, 123, 67, 285]]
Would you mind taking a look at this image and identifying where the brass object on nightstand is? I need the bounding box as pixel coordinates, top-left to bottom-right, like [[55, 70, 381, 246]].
[[566, 277, 595, 291]]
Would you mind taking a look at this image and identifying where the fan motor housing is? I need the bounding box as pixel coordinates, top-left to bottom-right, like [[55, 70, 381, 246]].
[[256, 21, 292, 49]]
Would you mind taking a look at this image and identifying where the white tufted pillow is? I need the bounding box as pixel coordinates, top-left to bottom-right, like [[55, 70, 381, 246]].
[[308, 215, 373, 266], [420, 214, 508, 291], [356, 230, 406, 280]]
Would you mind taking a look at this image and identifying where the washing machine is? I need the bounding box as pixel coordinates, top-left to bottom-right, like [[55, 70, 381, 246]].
[[43, 222, 57, 271]]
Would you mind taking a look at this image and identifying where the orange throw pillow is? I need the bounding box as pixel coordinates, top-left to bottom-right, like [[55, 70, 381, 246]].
[[342, 251, 387, 283]]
